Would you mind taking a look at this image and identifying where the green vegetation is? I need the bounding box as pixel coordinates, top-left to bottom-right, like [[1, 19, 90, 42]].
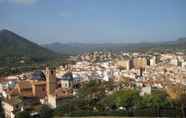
[[0, 29, 70, 76], [0, 29, 58, 65], [15, 105, 53, 118], [0, 56, 71, 76], [15, 111, 31, 118], [0, 98, 5, 118], [52, 80, 185, 117], [11, 80, 185, 117], [38, 105, 53, 118]]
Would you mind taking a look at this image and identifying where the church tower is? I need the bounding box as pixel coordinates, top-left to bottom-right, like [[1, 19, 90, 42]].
[[46, 66, 56, 108]]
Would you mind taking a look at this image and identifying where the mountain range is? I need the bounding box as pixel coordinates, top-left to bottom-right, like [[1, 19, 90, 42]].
[[43, 38, 186, 55], [0, 29, 186, 67]]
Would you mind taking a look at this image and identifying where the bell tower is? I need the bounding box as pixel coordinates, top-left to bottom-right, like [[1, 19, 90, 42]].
[[46, 66, 56, 108]]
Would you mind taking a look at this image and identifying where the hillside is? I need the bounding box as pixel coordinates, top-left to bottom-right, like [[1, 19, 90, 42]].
[[0, 29, 59, 67]]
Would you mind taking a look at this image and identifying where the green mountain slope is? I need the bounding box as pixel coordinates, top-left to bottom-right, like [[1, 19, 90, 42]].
[[0, 29, 59, 67]]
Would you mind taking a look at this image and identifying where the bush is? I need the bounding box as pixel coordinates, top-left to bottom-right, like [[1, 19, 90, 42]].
[[15, 111, 31, 118], [38, 105, 53, 118]]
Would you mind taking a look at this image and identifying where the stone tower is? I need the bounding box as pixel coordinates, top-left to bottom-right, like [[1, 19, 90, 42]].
[[46, 66, 56, 108]]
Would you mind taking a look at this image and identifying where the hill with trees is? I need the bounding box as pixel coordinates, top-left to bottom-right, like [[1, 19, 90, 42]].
[[0, 29, 66, 76]]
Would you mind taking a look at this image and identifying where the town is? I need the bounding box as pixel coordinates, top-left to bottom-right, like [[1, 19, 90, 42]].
[[1, 0, 186, 117], [0, 51, 186, 118]]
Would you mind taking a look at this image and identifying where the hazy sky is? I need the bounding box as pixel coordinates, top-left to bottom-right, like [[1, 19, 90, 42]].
[[0, 0, 186, 44]]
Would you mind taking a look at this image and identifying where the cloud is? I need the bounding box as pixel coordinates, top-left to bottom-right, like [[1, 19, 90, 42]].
[[7, 0, 39, 5]]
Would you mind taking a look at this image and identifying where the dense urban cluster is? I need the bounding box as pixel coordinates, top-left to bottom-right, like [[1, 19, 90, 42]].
[[0, 51, 186, 117]]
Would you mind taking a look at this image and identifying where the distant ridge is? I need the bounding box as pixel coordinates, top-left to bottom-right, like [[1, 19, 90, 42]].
[[176, 37, 186, 44], [0, 29, 58, 67], [44, 38, 186, 55]]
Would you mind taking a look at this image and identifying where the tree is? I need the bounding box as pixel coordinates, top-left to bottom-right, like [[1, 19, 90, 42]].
[[39, 105, 53, 118], [175, 93, 186, 117], [112, 89, 141, 115], [53, 105, 65, 116], [15, 111, 31, 118], [78, 80, 102, 98], [0, 98, 4, 118], [97, 94, 116, 111], [140, 90, 171, 116]]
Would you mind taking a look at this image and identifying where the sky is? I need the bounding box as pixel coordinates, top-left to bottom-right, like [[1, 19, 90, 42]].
[[0, 0, 186, 44]]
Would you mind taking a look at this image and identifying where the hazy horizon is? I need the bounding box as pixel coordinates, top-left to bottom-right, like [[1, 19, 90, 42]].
[[0, 0, 186, 44]]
